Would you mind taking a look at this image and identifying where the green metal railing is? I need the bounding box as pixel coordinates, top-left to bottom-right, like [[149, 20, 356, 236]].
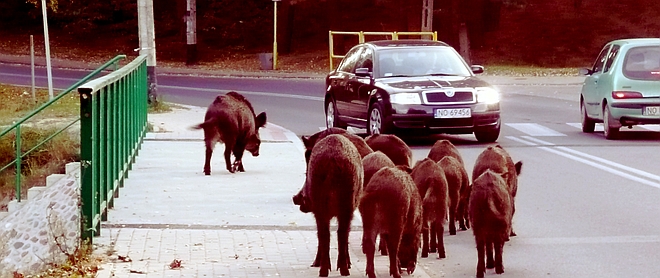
[[0, 55, 127, 202], [77, 55, 148, 241]]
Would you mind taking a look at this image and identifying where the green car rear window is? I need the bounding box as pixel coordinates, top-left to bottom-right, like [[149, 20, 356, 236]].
[[622, 46, 660, 80]]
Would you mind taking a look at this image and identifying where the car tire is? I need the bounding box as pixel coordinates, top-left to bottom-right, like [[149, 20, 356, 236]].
[[326, 98, 346, 129], [603, 105, 619, 140], [368, 102, 390, 135], [474, 120, 501, 143], [581, 100, 595, 133]]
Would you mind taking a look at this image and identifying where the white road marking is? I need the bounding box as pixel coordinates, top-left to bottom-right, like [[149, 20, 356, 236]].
[[506, 123, 566, 136], [567, 122, 660, 132], [507, 136, 660, 189]]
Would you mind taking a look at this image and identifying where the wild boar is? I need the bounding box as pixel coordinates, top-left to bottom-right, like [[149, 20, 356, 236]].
[[293, 134, 363, 277], [427, 139, 471, 232], [361, 151, 396, 256], [472, 145, 522, 237], [365, 134, 413, 167], [192, 91, 267, 174], [411, 158, 448, 259], [469, 170, 512, 278], [437, 156, 469, 236], [427, 139, 465, 165], [302, 127, 373, 165], [359, 166, 422, 278]]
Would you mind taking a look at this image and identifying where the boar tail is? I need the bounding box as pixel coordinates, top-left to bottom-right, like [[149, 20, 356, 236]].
[[190, 120, 214, 130]]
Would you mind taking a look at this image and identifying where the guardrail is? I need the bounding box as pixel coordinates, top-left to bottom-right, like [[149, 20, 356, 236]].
[[328, 30, 438, 70], [0, 55, 126, 203], [77, 55, 148, 241]]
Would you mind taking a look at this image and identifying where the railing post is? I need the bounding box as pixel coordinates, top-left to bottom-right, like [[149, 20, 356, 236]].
[[329, 31, 334, 71], [14, 125, 21, 202], [79, 88, 96, 241]]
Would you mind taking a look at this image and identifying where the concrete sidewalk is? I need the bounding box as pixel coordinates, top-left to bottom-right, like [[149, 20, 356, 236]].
[[92, 105, 432, 278]]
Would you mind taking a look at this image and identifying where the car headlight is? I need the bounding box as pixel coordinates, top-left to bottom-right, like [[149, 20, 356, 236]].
[[390, 93, 422, 105], [476, 87, 500, 104]]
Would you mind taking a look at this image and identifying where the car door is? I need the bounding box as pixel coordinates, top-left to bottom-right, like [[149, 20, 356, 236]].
[[329, 46, 363, 123], [582, 44, 612, 118], [348, 47, 375, 122]]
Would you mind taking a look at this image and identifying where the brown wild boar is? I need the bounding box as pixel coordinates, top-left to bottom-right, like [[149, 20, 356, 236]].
[[427, 139, 471, 232], [192, 91, 267, 174], [411, 158, 448, 259], [293, 134, 363, 277], [472, 145, 522, 237], [469, 170, 512, 278], [362, 151, 395, 186], [361, 151, 396, 256], [359, 166, 422, 278], [302, 127, 373, 165], [365, 134, 413, 167], [437, 156, 469, 236], [427, 139, 465, 165]]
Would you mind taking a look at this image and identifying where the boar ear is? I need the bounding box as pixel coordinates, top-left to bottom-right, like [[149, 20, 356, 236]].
[[255, 112, 267, 128], [302, 136, 314, 149], [515, 161, 523, 175]]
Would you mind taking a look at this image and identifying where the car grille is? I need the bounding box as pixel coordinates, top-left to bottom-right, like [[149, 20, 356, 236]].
[[423, 90, 475, 104]]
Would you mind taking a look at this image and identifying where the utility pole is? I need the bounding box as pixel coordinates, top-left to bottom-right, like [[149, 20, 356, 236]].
[[40, 0, 54, 100], [421, 0, 433, 39], [185, 0, 197, 65], [138, 0, 157, 103]]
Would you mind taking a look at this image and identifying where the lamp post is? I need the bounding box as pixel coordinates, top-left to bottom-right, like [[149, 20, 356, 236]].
[[273, 0, 281, 70]]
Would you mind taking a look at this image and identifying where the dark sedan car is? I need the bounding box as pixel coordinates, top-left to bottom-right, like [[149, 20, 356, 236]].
[[325, 40, 501, 142]]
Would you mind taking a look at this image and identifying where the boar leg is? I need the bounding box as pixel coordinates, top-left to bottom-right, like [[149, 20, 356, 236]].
[[429, 223, 437, 253], [315, 217, 331, 277], [232, 143, 246, 172], [337, 211, 352, 276], [486, 240, 495, 269], [448, 210, 457, 235], [362, 228, 377, 278], [435, 221, 446, 259], [203, 142, 214, 175], [387, 230, 403, 278], [223, 146, 235, 173], [494, 240, 505, 274], [421, 224, 430, 258], [476, 238, 486, 278]]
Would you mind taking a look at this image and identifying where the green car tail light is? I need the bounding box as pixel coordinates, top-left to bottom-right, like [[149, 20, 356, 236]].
[[612, 91, 644, 99]]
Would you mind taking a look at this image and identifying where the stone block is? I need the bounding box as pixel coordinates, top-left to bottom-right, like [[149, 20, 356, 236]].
[[46, 174, 65, 187], [27, 186, 46, 200], [7, 200, 24, 213], [65, 162, 80, 174]]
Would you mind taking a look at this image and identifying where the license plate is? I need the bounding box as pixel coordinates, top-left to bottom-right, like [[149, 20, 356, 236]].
[[644, 106, 660, 116], [435, 108, 471, 118]]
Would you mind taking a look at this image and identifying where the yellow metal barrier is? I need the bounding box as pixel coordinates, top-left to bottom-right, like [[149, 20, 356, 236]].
[[328, 31, 438, 71]]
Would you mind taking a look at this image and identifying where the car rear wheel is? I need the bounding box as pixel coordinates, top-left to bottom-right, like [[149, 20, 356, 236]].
[[326, 98, 346, 129], [368, 102, 390, 135], [581, 100, 595, 133], [474, 120, 501, 143], [603, 105, 619, 140]]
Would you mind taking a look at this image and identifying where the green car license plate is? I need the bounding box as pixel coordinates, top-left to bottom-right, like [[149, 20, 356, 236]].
[[435, 108, 471, 118]]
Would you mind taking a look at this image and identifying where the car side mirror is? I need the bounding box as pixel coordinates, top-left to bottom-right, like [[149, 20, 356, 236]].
[[355, 67, 372, 77], [471, 65, 484, 74], [579, 68, 593, 75]]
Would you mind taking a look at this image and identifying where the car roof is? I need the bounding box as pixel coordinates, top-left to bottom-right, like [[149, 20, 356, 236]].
[[608, 38, 660, 46], [364, 39, 450, 49]]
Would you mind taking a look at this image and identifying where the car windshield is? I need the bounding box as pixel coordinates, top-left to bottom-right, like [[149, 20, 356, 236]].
[[622, 46, 660, 80], [376, 47, 472, 78]]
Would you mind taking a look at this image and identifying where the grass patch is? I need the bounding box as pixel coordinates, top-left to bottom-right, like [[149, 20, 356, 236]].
[[0, 85, 80, 208]]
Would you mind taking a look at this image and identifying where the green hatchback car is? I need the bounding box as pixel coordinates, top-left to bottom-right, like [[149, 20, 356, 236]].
[[579, 38, 660, 139]]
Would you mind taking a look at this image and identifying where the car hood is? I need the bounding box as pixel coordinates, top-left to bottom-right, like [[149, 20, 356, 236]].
[[376, 75, 492, 90]]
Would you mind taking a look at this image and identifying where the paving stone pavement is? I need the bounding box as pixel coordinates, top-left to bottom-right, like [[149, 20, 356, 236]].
[[92, 105, 433, 278]]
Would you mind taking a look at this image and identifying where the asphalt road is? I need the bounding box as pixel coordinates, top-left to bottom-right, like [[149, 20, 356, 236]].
[[2, 62, 660, 277]]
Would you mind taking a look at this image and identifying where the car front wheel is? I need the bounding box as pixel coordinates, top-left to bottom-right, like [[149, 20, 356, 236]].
[[368, 102, 390, 135], [603, 105, 619, 140], [326, 98, 346, 129], [581, 100, 595, 133]]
